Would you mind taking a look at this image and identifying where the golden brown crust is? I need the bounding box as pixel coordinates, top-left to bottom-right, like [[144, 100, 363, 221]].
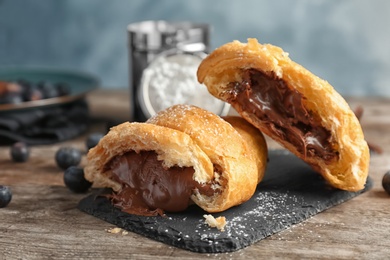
[[85, 105, 268, 213], [198, 38, 369, 191], [85, 122, 214, 191], [222, 116, 268, 184], [147, 104, 267, 212]]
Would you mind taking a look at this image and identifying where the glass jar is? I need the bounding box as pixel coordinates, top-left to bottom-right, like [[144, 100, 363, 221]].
[[127, 20, 230, 121]]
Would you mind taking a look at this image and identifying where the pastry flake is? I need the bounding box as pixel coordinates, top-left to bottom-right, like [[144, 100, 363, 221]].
[[203, 214, 226, 232]]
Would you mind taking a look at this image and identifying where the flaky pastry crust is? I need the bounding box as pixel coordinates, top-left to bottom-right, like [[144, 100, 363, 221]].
[[85, 122, 214, 191], [85, 105, 267, 213], [147, 104, 267, 212], [222, 116, 268, 184], [197, 38, 369, 191]]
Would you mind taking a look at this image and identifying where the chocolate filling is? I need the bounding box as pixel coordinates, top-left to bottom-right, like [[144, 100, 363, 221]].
[[228, 69, 338, 162], [105, 151, 215, 216]]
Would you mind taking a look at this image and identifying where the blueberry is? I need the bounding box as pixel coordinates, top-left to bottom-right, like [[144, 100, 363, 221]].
[[0, 93, 23, 104], [382, 171, 390, 195], [86, 132, 104, 150], [55, 147, 82, 170], [37, 81, 59, 99], [10, 142, 30, 162], [0, 185, 12, 208], [55, 82, 71, 96], [63, 166, 92, 193], [22, 84, 43, 102]]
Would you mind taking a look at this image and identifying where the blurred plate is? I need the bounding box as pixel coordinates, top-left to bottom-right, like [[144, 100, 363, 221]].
[[0, 67, 99, 112]]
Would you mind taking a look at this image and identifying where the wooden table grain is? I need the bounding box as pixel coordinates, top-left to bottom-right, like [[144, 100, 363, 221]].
[[1, 89, 390, 259]]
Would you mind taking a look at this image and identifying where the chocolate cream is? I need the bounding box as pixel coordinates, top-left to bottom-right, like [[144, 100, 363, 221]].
[[105, 151, 215, 216], [228, 69, 338, 162]]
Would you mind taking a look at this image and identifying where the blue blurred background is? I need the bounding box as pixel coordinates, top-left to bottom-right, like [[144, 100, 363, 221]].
[[0, 0, 389, 96]]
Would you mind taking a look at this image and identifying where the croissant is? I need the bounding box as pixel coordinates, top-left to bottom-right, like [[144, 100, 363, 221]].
[[84, 104, 267, 216], [197, 38, 369, 191]]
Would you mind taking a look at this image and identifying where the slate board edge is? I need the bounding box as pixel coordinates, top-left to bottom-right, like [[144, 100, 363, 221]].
[[78, 177, 372, 254]]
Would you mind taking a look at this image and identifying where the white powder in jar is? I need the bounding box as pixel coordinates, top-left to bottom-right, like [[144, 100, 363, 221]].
[[140, 53, 228, 117]]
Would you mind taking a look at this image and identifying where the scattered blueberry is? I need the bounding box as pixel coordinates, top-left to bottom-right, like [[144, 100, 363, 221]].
[[0, 79, 71, 106], [0, 185, 12, 208], [382, 171, 390, 195], [0, 93, 23, 104], [86, 132, 104, 150], [63, 166, 92, 193], [10, 142, 30, 162], [37, 81, 58, 99], [55, 82, 71, 96], [55, 147, 82, 170], [22, 84, 43, 102]]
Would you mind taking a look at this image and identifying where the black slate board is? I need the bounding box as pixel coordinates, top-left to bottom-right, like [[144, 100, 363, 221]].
[[78, 150, 372, 253]]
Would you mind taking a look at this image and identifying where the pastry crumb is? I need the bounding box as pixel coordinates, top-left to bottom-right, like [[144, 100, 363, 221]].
[[106, 227, 122, 234], [106, 227, 128, 235], [203, 214, 226, 232]]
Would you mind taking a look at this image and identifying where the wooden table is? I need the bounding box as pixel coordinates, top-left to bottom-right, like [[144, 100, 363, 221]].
[[1, 89, 390, 259]]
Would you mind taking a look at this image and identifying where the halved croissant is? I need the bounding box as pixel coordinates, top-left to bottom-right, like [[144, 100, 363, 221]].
[[197, 38, 369, 191], [85, 104, 267, 215]]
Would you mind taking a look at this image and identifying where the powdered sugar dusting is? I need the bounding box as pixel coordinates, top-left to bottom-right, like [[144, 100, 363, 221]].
[[143, 53, 226, 115], [148, 104, 246, 162], [81, 150, 368, 254], [223, 191, 304, 238], [167, 189, 307, 250]]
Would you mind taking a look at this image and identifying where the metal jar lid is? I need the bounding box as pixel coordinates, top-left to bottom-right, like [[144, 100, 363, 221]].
[[128, 20, 210, 52]]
